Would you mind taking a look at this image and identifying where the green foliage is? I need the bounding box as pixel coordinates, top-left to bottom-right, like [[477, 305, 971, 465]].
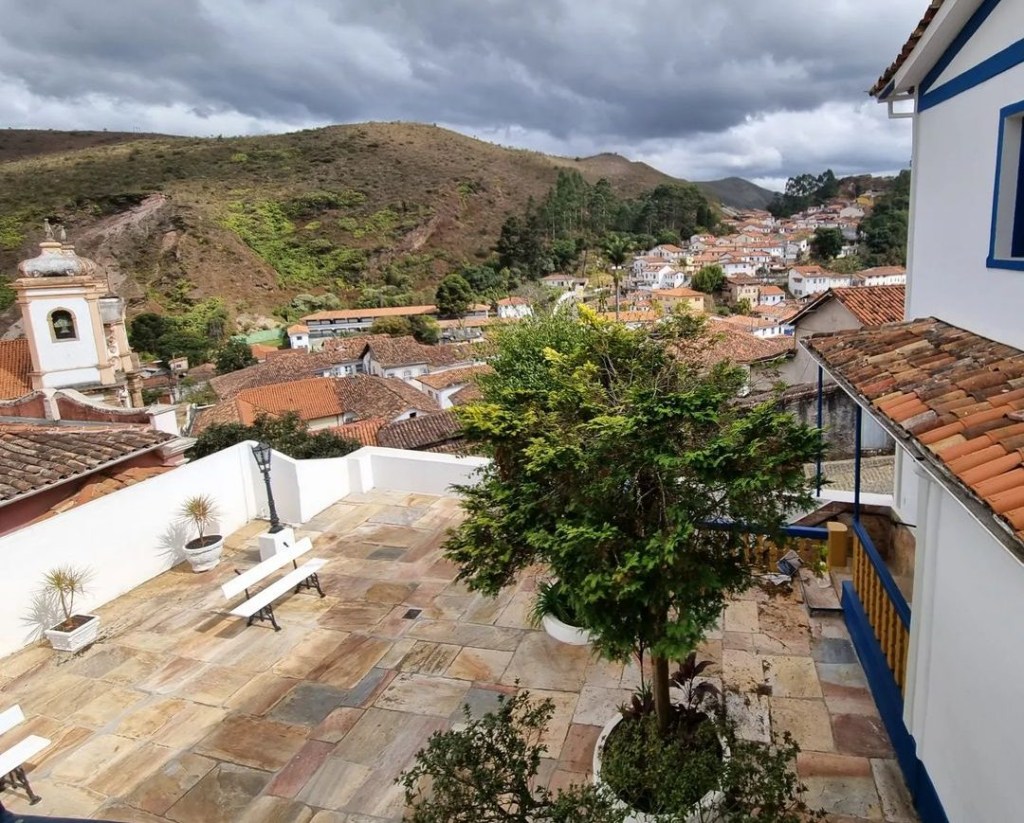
[[860, 170, 910, 266], [602, 233, 632, 269], [735, 298, 753, 315], [0, 278, 16, 311], [399, 690, 626, 823], [214, 339, 257, 374], [810, 228, 843, 262], [529, 579, 585, 628], [188, 411, 360, 461], [129, 312, 169, 355], [436, 273, 474, 318], [221, 199, 365, 287], [409, 314, 440, 345], [446, 311, 822, 730], [0, 214, 26, 250], [601, 714, 823, 822], [827, 254, 864, 274], [42, 565, 92, 623], [691, 264, 725, 294], [178, 494, 220, 541], [768, 170, 839, 217], [370, 316, 414, 337]]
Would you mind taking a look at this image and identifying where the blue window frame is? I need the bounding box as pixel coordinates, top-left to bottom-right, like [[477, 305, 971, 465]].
[[988, 100, 1024, 270]]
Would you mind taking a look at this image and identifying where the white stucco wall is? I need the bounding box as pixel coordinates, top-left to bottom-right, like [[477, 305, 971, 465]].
[[909, 59, 1024, 348], [930, 0, 1024, 89], [904, 466, 1024, 823], [26, 294, 101, 382], [0, 444, 487, 657], [0, 443, 261, 657]]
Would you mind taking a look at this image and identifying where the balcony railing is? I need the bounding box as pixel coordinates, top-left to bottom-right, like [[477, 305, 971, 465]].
[[849, 520, 911, 693]]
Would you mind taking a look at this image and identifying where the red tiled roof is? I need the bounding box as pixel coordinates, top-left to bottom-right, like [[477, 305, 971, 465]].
[[209, 350, 357, 399], [870, 1, 945, 97], [303, 305, 437, 322], [830, 285, 906, 326], [334, 417, 385, 446], [674, 320, 794, 366], [377, 410, 464, 451], [804, 317, 1024, 548], [416, 365, 492, 391], [0, 339, 32, 400], [236, 378, 344, 424], [0, 424, 174, 505]]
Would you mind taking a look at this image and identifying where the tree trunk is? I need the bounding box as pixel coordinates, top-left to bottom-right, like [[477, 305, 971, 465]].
[[653, 654, 671, 734], [614, 272, 620, 321]]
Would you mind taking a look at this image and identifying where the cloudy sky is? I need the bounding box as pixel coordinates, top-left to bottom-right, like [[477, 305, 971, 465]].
[[0, 0, 922, 189]]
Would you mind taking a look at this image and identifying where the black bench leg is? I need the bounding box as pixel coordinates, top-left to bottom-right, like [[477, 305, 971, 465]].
[[247, 604, 281, 631], [3, 766, 41, 804], [294, 572, 325, 598]]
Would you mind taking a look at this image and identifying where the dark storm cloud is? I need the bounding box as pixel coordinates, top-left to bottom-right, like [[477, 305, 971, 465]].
[[0, 0, 923, 180]]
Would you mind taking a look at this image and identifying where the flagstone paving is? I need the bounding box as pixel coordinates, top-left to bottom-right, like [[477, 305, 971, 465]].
[[0, 490, 916, 821]]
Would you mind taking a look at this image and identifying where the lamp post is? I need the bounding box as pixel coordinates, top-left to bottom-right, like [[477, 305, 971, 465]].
[[251, 441, 283, 533]]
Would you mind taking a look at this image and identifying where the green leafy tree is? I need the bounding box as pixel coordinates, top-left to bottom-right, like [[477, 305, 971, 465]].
[[0, 278, 15, 311], [188, 411, 360, 460], [400, 690, 626, 823], [446, 311, 822, 732], [691, 264, 725, 294], [860, 170, 910, 266], [827, 254, 864, 274], [810, 228, 843, 262], [603, 233, 632, 320], [735, 297, 753, 315], [155, 328, 210, 365], [214, 339, 257, 374], [370, 316, 414, 337], [435, 273, 474, 318], [409, 315, 440, 345], [129, 312, 170, 355]]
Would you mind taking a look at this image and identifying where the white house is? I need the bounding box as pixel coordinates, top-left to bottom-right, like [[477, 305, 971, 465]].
[[646, 243, 686, 262], [287, 323, 310, 350], [855, 266, 908, 286], [802, 5, 1024, 821], [496, 297, 533, 319], [758, 285, 785, 305], [787, 266, 852, 298]]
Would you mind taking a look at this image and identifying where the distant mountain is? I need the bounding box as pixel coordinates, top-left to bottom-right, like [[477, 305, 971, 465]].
[[695, 177, 778, 211]]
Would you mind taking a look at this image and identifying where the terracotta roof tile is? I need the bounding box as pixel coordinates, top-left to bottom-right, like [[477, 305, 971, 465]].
[[377, 410, 464, 451], [416, 365, 492, 391], [804, 317, 1024, 550], [0, 424, 173, 505], [829, 285, 906, 326], [333, 417, 385, 446], [870, 1, 946, 97], [0, 339, 32, 400]]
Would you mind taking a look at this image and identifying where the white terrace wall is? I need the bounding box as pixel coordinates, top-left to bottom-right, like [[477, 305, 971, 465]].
[[0, 444, 487, 658]]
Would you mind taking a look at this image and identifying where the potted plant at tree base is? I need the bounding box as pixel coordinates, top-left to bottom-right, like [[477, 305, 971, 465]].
[[42, 565, 99, 653], [530, 579, 595, 645], [179, 494, 224, 572], [593, 654, 726, 823]]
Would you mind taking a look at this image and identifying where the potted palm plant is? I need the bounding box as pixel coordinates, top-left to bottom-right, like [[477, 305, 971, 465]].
[[42, 565, 99, 652], [529, 579, 595, 645], [179, 494, 224, 572]]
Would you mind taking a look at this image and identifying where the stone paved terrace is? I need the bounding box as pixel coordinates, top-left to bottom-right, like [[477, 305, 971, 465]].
[[0, 490, 916, 822]]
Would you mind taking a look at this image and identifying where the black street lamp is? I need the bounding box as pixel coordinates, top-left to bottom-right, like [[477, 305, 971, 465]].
[[251, 441, 284, 533]]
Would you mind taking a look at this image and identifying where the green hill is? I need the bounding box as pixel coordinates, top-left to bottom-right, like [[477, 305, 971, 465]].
[[0, 123, 764, 328]]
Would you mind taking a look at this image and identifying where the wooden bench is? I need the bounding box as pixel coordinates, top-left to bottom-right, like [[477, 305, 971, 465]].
[[220, 537, 326, 631], [0, 705, 49, 805]]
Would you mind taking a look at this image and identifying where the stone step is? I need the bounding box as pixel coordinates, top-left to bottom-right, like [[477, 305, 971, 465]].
[[798, 568, 843, 612]]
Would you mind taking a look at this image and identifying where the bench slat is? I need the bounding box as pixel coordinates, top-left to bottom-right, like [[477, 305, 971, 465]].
[[0, 706, 26, 738], [221, 537, 314, 600], [0, 734, 50, 777], [230, 559, 326, 618]]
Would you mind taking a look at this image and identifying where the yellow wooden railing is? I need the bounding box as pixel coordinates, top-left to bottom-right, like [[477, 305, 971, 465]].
[[851, 527, 911, 693]]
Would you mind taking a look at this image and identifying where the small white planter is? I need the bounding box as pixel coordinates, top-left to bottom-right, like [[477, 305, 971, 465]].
[[592, 697, 726, 823], [541, 612, 595, 645], [183, 535, 224, 572], [45, 614, 100, 653]]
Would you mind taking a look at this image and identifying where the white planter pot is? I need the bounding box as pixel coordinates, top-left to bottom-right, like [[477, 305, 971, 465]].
[[45, 614, 100, 653], [542, 612, 595, 645], [592, 697, 726, 823], [183, 535, 224, 572]]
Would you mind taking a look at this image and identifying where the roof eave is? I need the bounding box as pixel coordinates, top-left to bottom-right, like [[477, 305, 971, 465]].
[[799, 337, 1024, 565]]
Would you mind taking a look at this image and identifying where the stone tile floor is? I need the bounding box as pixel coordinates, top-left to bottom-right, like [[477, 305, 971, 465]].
[[0, 490, 916, 822]]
